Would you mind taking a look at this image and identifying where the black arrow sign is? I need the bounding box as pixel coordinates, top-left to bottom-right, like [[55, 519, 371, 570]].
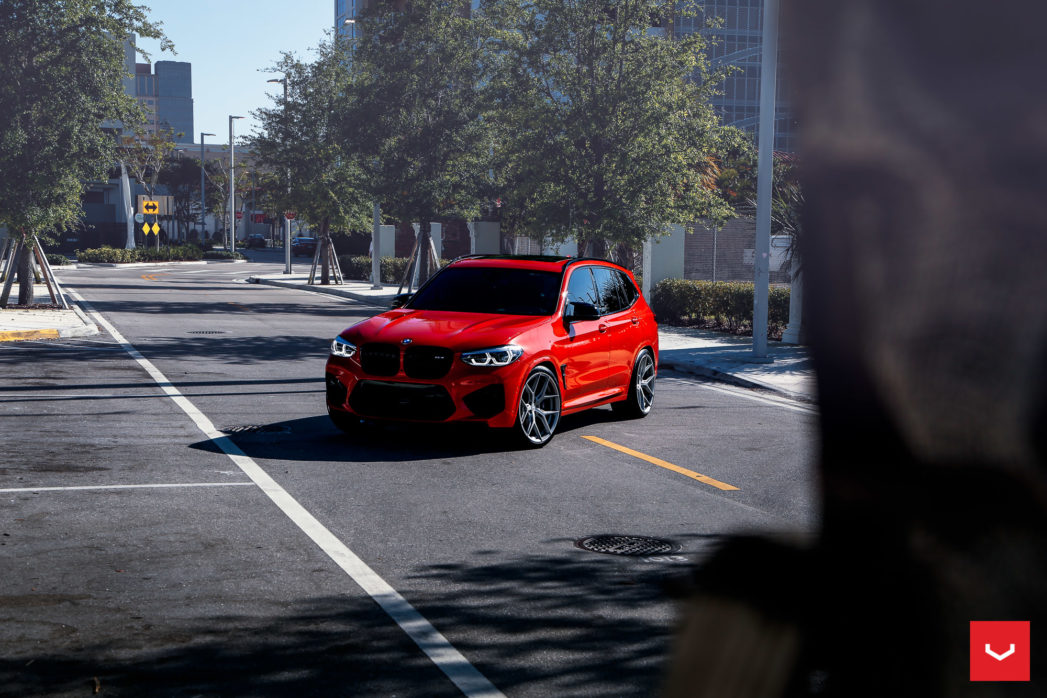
[[144, 201, 159, 214]]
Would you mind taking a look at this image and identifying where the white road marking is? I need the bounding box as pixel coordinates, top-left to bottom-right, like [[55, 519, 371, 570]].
[[1, 482, 253, 494], [66, 288, 503, 698]]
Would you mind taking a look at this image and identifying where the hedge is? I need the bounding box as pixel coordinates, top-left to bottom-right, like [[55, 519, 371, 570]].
[[651, 278, 790, 333], [75, 245, 205, 263], [338, 255, 450, 284], [46, 253, 71, 266]]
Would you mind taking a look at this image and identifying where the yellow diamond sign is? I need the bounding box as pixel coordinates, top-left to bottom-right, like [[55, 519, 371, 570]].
[[151, 222, 160, 235], [141, 223, 150, 234]]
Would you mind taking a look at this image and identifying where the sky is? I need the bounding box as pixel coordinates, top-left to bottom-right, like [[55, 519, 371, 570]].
[[135, 1, 335, 145]]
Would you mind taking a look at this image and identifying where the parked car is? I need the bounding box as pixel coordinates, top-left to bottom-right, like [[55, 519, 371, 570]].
[[325, 255, 658, 447], [246, 234, 267, 249], [291, 237, 317, 257]]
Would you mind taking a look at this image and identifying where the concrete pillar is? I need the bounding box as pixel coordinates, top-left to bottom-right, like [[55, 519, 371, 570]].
[[468, 221, 500, 254], [640, 224, 686, 300]]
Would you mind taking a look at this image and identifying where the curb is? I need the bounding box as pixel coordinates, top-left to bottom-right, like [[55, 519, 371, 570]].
[[247, 276, 396, 307], [658, 359, 816, 404]]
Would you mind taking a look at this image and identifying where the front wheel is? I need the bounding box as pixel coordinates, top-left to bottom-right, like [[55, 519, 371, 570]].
[[612, 349, 656, 418], [513, 366, 562, 447]]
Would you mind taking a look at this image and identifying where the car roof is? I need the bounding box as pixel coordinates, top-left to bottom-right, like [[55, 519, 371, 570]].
[[450, 254, 630, 274]]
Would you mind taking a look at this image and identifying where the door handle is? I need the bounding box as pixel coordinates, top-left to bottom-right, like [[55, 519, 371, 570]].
[[631, 317, 639, 325], [598, 323, 608, 333]]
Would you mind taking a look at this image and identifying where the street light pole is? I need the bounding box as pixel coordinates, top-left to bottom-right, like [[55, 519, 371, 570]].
[[267, 77, 292, 274], [752, 0, 779, 359], [199, 132, 215, 244], [228, 115, 244, 255], [343, 19, 382, 289]]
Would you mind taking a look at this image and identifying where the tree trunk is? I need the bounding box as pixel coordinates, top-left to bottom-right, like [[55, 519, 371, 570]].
[[17, 235, 33, 305], [417, 220, 432, 284], [320, 217, 331, 285]]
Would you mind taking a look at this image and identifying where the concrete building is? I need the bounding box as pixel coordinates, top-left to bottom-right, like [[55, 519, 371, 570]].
[[134, 60, 194, 139]]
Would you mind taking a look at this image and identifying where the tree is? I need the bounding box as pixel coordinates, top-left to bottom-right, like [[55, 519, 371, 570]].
[[484, 0, 732, 258], [252, 38, 370, 284], [343, 0, 493, 282], [0, 0, 168, 305]]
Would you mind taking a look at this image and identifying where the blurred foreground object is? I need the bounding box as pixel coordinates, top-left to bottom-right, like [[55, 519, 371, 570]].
[[666, 2, 1047, 695]]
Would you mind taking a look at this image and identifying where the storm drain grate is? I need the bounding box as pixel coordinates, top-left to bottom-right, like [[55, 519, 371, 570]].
[[575, 535, 680, 557], [188, 330, 228, 335], [222, 425, 292, 435]]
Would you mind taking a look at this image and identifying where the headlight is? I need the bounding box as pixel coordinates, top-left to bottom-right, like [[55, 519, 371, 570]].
[[330, 335, 357, 358], [460, 344, 523, 367]]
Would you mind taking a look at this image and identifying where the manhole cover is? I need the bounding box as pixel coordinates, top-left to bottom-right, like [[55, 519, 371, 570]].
[[188, 330, 228, 334], [222, 425, 292, 435], [575, 535, 680, 557]]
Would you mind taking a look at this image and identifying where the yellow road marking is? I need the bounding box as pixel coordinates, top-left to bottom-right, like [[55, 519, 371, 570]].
[[582, 435, 739, 491], [0, 329, 60, 342], [140, 274, 156, 281]]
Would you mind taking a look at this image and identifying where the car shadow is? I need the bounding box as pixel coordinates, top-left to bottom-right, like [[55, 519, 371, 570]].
[[190, 406, 627, 463]]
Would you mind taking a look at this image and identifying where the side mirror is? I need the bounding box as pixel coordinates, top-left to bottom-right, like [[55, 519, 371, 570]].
[[390, 293, 413, 309], [565, 301, 600, 322]]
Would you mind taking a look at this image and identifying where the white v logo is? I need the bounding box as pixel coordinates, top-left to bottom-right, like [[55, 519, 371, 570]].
[[985, 644, 1016, 661]]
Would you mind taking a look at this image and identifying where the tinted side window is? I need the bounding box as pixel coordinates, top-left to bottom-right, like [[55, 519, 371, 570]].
[[565, 267, 600, 309], [591, 267, 624, 315], [615, 270, 638, 307]]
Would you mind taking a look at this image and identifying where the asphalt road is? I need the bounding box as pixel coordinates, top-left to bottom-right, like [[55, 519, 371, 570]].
[[0, 251, 818, 697]]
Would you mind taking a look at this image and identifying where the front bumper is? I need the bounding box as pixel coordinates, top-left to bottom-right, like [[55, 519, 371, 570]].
[[325, 354, 526, 428]]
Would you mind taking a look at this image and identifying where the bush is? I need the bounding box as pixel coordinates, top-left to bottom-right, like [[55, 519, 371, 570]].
[[46, 253, 71, 266], [337, 255, 449, 284], [74, 245, 205, 263], [651, 278, 791, 336]]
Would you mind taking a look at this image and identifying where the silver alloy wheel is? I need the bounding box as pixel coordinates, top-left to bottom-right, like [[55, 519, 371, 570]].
[[635, 351, 655, 414], [518, 368, 561, 445]]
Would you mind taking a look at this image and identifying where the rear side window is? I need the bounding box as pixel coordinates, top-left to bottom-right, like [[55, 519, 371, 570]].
[[615, 270, 638, 307]]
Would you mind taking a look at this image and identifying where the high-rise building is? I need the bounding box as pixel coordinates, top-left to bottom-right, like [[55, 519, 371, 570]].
[[675, 0, 795, 152], [133, 60, 194, 140]]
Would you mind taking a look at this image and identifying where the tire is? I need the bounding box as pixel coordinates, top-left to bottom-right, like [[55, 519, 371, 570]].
[[513, 365, 562, 447], [328, 408, 363, 434], [612, 349, 656, 419]]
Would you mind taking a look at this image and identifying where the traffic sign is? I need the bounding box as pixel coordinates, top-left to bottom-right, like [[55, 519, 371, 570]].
[[151, 222, 160, 235], [142, 200, 160, 215], [141, 222, 160, 235], [141, 223, 150, 235], [135, 213, 144, 223], [236, 211, 243, 220], [284, 211, 296, 220]]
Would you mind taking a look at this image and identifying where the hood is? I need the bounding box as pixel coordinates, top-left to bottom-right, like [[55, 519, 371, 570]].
[[344, 309, 548, 350]]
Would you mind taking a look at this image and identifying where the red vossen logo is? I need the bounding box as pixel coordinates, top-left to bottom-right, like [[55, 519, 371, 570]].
[[970, 621, 1030, 682]]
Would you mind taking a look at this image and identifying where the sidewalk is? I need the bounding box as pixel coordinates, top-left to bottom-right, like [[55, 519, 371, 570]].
[[248, 272, 817, 403]]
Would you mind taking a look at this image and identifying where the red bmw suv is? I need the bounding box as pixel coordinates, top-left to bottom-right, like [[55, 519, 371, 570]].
[[325, 255, 658, 446]]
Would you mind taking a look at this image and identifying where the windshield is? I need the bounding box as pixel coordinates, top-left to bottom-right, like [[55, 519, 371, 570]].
[[408, 267, 562, 315]]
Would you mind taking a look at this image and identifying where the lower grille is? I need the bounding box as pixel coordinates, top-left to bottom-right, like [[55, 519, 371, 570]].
[[349, 380, 456, 421], [463, 384, 505, 418], [325, 374, 348, 407], [361, 343, 400, 376]]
